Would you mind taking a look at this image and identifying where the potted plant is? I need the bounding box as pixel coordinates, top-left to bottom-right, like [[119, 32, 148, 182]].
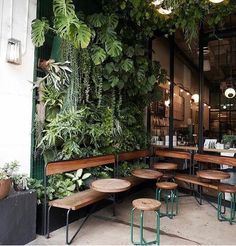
[[0, 160, 19, 200], [0, 169, 11, 200]]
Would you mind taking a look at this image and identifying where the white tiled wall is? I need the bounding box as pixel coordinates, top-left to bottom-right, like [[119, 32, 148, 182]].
[[0, 0, 37, 174]]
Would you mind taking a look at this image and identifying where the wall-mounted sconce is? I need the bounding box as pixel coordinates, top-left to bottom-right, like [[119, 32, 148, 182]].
[[191, 94, 199, 103], [225, 87, 236, 99], [6, 38, 22, 65]]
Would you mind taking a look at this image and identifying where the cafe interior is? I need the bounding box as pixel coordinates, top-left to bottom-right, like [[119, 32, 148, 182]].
[[150, 14, 236, 154]]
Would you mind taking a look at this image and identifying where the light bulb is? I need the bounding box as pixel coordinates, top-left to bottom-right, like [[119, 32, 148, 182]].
[[165, 99, 170, 107], [209, 0, 224, 3], [153, 0, 163, 6], [180, 89, 183, 92], [158, 7, 172, 15], [225, 88, 236, 99], [191, 94, 199, 103]]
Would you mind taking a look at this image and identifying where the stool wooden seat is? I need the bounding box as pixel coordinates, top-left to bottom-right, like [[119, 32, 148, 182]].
[[218, 184, 236, 193], [132, 169, 163, 180], [153, 163, 177, 170], [156, 182, 178, 190], [132, 198, 161, 211]]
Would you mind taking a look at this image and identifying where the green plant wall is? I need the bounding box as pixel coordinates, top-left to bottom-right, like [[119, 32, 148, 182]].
[[31, 0, 235, 178]]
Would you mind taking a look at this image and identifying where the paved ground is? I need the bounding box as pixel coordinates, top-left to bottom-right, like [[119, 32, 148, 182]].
[[30, 188, 236, 245]]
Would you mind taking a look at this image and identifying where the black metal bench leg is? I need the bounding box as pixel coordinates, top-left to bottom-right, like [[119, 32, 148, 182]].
[[65, 209, 91, 245], [46, 206, 52, 239], [112, 194, 116, 217]]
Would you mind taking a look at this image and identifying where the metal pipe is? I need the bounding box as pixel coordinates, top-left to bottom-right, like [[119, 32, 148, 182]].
[[198, 23, 204, 153], [169, 35, 175, 150]]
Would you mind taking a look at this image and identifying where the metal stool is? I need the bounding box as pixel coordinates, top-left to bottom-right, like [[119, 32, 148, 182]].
[[156, 182, 178, 219], [130, 198, 161, 245], [217, 184, 236, 225]]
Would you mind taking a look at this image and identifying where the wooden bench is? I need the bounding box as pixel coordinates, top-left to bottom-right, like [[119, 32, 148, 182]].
[[155, 149, 191, 160], [194, 153, 236, 168], [175, 174, 219, 190], [44, 154, 115, 244], [117, 149, 151, 187]]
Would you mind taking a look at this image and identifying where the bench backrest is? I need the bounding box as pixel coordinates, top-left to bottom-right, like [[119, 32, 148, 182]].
[[46, 154, 115, 176], [118, 149, 151, 162], [155, 149, 191, 160], [194, 153, 236, 167]]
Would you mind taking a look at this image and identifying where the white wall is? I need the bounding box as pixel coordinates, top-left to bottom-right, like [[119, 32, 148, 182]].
[[0, 0, 37, 174]]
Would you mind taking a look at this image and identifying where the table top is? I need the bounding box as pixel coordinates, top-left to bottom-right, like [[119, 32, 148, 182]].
[[131, 169, 163, 180], [196, 170, 230, 180], [153, 162, 177, 170], [91, 178, 131, 193]]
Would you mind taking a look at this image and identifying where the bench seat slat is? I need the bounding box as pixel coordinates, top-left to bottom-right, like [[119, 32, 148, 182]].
[[155, 150, 191, 160], [49, 189, 109, 210], [175, 174, 219, 190]]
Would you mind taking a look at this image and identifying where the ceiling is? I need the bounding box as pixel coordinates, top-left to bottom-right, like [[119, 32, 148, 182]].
[[175, 14, 236, 88]]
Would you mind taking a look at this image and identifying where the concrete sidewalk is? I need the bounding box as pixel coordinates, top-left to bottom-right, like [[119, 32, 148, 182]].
[[29, 188, 236, 245]]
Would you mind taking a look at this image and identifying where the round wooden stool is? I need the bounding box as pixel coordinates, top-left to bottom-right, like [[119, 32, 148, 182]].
[[130, 198, 161, 245], [217, 183, 236, 225], [153, 163, 177, 181], [156, 182, 178, 219]]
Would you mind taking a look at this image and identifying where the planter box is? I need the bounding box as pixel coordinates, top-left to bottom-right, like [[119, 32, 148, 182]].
[[0, 190, 37, 245]]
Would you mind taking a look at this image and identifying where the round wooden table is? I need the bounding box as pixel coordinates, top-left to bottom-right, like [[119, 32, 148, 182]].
[[131, 169, 163, 180], [91, 178, 131, 193], [153, 162, 177, 171], [197, 170, 230, 181]]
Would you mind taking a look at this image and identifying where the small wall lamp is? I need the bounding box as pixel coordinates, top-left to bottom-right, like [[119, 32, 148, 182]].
[[6, 38, 22, 65]]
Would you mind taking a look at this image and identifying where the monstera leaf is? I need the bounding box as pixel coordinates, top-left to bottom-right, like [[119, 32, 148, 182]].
[[53, 0, 75, 16], [107, 14, 119, 29], [91, 45, 107, 65], [87, 13, 106, 27], [105, 40, 122, 57], [121, 59, 133, 72], [73, 23, 92, 48], [54, 15, 92, 48], [31, 18, 49, 47]]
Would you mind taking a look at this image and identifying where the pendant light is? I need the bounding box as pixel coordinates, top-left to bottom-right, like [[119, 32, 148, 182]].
[[158, 7, 172, 15], [209, 0, 224, 3], [153, 0, 172, 15]]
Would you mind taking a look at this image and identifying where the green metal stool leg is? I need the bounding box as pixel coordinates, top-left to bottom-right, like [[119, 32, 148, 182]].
[[175, 189, 179, 215], [140, 210, 144, 245], [130, 207, 136, 245], [155, 210, 160, 245], [232, 194, 236, 220], [165, 190, 169, 216], [217, 192, 223, 221], [170, 190, 174, 219], [230, 193, 234, 225]]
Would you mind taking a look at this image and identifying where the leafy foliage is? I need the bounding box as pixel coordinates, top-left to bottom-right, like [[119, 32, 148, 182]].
[[31, 18, 49, 47], [28, 168, 91, 203], [32, 0, 234, 174], [31, 0, 92, 48]]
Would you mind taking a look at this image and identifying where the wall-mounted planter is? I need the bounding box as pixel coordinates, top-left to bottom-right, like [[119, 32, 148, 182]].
[[0, 179, 11, 200]]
